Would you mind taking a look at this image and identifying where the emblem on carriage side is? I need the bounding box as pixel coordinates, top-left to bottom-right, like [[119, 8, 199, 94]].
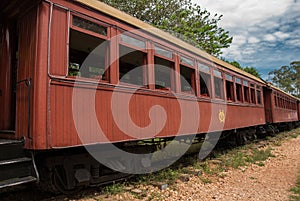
[[219, 110, 225, 123]]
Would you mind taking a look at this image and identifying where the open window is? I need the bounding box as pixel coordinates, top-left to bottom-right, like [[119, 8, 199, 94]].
[[119, 33, 147, 86], [225, 74, 234, 101], [257, 85, 262, 104], [250, 84, 256, 104], [213, 69, 224, 99], [154, 46, 174, 90], [236, 78, 243, 102], [180, 56, 195, 94], [199, 64, 211, 97], [243, 80, 250, 102], [68, 15, 109, 81]]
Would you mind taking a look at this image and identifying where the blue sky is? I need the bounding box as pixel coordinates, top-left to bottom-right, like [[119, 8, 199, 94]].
[[193, 0, 300, 80]]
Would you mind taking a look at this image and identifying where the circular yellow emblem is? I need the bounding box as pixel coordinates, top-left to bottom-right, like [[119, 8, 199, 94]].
[[219, 110, 225, 123]]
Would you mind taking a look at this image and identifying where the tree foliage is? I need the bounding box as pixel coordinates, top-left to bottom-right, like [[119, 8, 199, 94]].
[[223, 60, 261, 78], [101, 0, 232, 56], [268, 61, 300, 97]]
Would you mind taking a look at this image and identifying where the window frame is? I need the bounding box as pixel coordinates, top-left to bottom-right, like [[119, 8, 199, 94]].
[[198, 62, 212, 98], [118, 31, 148, 87], [153, 45, 175, 91], [68, 13, 111, 82], [213, 69, 224, 100], [179, 55, 196, 94], [235, 77, 243, 102], [225, 73, 235, 102]]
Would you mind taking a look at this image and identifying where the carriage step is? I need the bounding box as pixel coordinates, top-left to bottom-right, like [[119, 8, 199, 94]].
[[0, 130, 15, 135], [0, 139, 23, 145], [0, 157, 32, 166], [0, 176, 37, 189]]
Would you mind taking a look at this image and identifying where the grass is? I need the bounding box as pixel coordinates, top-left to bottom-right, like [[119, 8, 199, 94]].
[[102, 183, 125, 195], [290, 172, 300, 201], [100, 127, 300, 197]]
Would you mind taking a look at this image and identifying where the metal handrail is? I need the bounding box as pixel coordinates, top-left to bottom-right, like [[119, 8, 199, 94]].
[[17, 78, 32, 138]]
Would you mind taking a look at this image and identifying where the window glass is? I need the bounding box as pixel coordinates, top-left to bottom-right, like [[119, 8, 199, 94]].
[[198, 63, 210, 73], [251, 88, 256, 104], [244, 86, 250, 102], [236, 83, 243, 101], [155, 46, 173, 59], [226, 80, 234, 101], [257, 90, 262, 104], [119, 45, 146, 86], [180, 65, 195, 93], [214, 76, 224, 99], [180, 56, 194, 66], [72, 15, 107, 36], [200, 72, 211, 97], [68, 29, 108, 80], [243, 80, 248, 86], [236, 78, 241, 84], [225, 74, 233, 81], [214, 69, 222, 78], [154, 57, 174, 90], [120, 34, 146, 49]]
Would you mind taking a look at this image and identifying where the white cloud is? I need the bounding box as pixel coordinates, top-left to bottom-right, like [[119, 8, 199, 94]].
[[192, 0, 300, 76], [274, 31, 290, 40], [193, 0, 293, 28], [232, 35, 247, 45], [264, 34, 277, 42], [248, 37, 260, 44]]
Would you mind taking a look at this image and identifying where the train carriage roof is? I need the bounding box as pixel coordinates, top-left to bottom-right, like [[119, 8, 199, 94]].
[[266, 83, 300, 101], [74, 0, 265, 84]]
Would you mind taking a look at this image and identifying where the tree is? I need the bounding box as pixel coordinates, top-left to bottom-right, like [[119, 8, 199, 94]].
[[222, 59, 261, 78], [101, 0, 232, 56], [268, 61, 300, 97], [243, 67, 261, 78]]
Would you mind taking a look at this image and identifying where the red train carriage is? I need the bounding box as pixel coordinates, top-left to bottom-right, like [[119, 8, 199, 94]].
[[0, 0, 276, 191], [264, 83, 299, 129], [298, 100, 300, 121]]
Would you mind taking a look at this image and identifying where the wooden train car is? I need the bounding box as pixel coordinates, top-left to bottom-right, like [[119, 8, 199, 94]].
[[264, 83, 299, 126], [298, 99, 300, 121], [0, 0, 298, 191], [0, 0, 266, 150]]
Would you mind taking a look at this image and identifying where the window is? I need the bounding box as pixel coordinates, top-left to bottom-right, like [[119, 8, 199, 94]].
[[68, 15, 109, 80], [180, 56, 195, 93], [72, 15, 107, 36], [198, 63, 211, 97], [243, 81, 249, 102], [154, 46, 174, 90], [119, 45, 147, 86], [154, 57, 174, 90], [214, 70, 224, 99], [155, 46, 173, 59], [180, 65, 195, 93], [119, 34, 147, 86], [225, 74, 234, 101], [250, 88, 256, 104], [257, 90, 262, 104], [236, 78, 243, 102]]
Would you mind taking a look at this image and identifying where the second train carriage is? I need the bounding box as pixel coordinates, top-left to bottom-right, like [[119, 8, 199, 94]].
[[0, 0, 299, 191], [264, 83, 300, 128]]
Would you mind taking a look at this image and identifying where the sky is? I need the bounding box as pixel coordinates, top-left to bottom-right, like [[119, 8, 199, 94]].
[[193, 0, 300, 80]]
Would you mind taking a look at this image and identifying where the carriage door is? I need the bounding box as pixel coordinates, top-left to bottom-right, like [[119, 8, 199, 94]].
[[263, 87, 273, 123], [0, 22, 17, 135]]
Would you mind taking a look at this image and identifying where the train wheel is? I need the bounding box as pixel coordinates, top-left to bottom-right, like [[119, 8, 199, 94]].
[[52, 166, 81, 194]]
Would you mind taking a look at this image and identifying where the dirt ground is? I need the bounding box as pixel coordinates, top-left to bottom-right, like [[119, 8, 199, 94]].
[[77, 130, 300, 201]]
